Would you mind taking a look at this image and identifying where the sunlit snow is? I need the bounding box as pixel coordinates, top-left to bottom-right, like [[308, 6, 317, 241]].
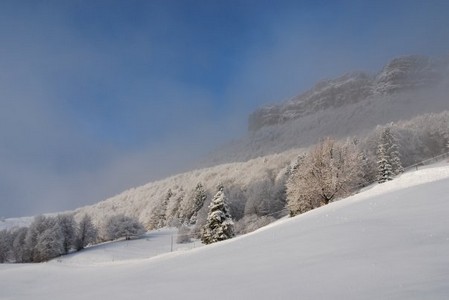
[[1, 163, 449, 299]]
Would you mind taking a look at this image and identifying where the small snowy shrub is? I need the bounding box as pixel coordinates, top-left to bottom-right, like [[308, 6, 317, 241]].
[[104, 214, 145, 241]]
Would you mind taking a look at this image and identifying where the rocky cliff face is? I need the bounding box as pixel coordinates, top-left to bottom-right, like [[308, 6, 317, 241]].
[[249, 55, 448, 131]]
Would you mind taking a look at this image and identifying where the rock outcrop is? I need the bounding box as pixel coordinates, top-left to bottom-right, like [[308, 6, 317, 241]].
[[249, 55, 448, 131]]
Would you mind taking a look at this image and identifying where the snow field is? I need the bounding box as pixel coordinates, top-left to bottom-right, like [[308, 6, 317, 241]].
[[52, 228, 200, 265], [1, 163, 449, 299]]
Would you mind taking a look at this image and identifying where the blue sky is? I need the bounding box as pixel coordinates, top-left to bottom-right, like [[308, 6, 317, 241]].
[[1, 0, 449, 217]]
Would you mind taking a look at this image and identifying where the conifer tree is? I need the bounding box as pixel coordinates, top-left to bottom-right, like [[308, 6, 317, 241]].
[[189, 183, 207, 225], [200, 187, 235, 245], [382, 127, 403, 175], [377, 142, 393, 183], [376, 127, 403, 183], [147, 189, 172, 230]]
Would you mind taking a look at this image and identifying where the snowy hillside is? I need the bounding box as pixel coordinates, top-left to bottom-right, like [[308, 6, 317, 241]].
[[1, 163, 449, 299], [72, 151, 295, 229], [54, 228, 201, 265]]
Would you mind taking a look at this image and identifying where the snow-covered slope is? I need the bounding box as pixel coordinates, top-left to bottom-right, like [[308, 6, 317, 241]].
[[54, 228, 200, 265], [72, 151, 294, 229], [2, 163, 449, 300]]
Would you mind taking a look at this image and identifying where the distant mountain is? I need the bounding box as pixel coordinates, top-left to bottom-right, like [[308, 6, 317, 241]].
[[206, 55, 449, 164], [249, 55, 448, 132]]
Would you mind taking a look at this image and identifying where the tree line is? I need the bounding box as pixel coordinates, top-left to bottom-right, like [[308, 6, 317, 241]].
[[0, 213, 146, 263], [2, 111, 448, 259]]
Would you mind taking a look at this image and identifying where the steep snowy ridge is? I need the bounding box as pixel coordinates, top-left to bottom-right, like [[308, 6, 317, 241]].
[[249, 71, 374, 131], [375, 55, 448, 94], [1, 164, 449, 299], [206, 55, 449, 163], [249, 55, 448, 132]]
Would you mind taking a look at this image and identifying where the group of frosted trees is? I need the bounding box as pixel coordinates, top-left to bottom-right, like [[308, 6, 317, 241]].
[[0, 213, 147, 263], [149, 111, 449, 235], [286, 128, 406, 216], [147, 183, 208, 230], [0, 214, 97, 263], [174, 184, 235, 245], [149, 172, 287, 240]]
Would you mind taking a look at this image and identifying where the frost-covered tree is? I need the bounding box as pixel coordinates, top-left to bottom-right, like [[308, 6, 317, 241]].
[[0, 230, 11, 263], [382, 127, 403, 175], [244, 169, 288, 218], [24, 215, 54, 262], [200, 187, 235, 245], [104, 214, 145, 241], [57, 214, 76, 254], [75, 214, 98, 250], [34, 221, 64, 262], [376, 127, 402, 183], [166, 189, 185, 227], [148, 189, 171, 229], [187, 183, 207, 225], [11, 227, 28, 263], [377, 142, 393, 183], [286, 138, 364, 216]]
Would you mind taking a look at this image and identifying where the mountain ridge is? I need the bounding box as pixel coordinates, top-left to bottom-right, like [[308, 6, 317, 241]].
[[249, 55, 449, 132]]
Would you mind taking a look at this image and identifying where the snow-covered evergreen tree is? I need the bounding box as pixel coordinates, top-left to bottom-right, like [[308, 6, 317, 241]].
[[377, 142, 393, 183], [200, 187, 235, 245], [147, 189, 172, 229], [382, 127, 403, 175], [75, 214, 98, 250], [189, 183, 207, 225], [376, 127, 402, 183]]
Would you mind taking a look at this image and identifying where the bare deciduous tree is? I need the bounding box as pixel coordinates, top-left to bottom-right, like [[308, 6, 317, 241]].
[[287, 137, 363, 216], [75, 214, 98, 250]]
